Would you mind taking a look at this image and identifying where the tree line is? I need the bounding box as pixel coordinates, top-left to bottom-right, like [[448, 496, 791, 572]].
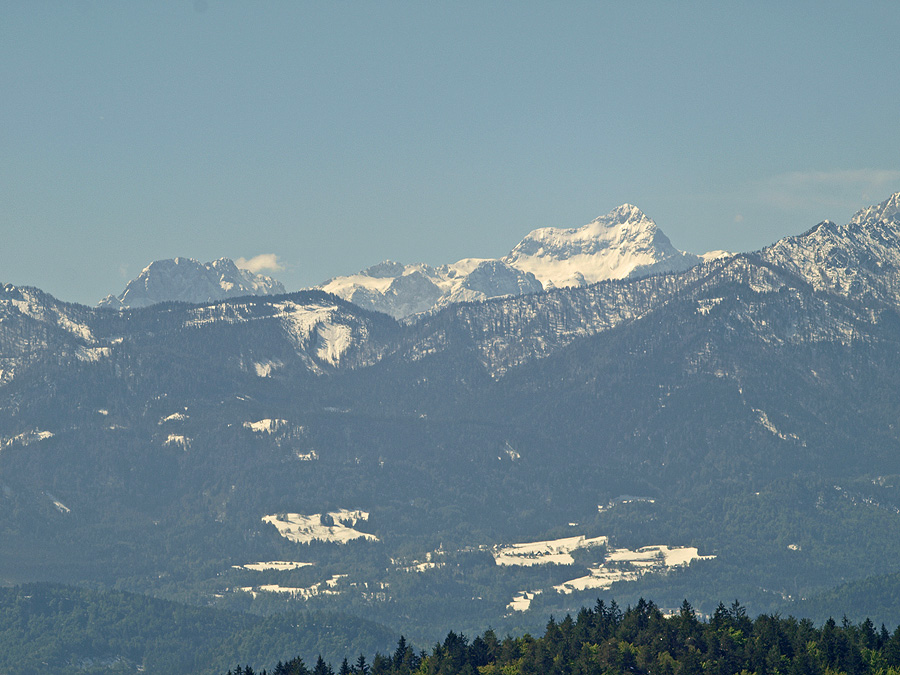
[[227, 598, 900, 675]]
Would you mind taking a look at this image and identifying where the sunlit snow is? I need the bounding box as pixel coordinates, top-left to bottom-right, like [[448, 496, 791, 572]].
[[503, 539, 715, 612], [316, 322, 353, 365], [503, 204, 701, 288], [237, 574, 347, 599], [2, 429, 54, 449], [254, 360, 282, 377], [262, 509, 378, 544], [696, 297, 724, 315], [243, 419, 288, 434], [507, 590, 542, 613], [235, 561, 313, 572], [553, 545, 715, 596], [164, 434, 190, 449], [493, 535, 608, 567]]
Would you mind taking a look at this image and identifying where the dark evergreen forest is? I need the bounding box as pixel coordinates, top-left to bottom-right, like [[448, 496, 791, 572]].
[[227, 599, 900, 675]]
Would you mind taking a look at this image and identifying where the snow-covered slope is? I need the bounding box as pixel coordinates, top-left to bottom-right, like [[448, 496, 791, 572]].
[[761, 192, 900, 305], [99, 257, 285, 309], [318, 259, 542, 319], [318, 204, 702, 318], [503, 204, 702, 288]]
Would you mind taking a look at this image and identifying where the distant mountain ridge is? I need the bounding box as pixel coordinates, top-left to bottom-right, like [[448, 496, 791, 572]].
[[97, 205, 713, 318], [98, 257, 285, 309], [318, 203, 709, 318]]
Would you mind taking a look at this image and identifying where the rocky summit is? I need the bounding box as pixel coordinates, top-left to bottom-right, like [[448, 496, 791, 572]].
[[98, 257, 285, 309]]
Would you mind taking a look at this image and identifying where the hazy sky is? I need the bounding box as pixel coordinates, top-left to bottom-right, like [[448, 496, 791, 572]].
[[3, 1, 900, 305]]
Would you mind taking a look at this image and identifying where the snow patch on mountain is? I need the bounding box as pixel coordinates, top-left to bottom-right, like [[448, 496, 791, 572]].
[[272, 302, 356, 365], [262, 510, 378, 544], [99, 257, 285, 309], [701, 250, 733, 262], [2, 429, 54, 449], [164, 434, 190, 450], [753, 409, 803, 444], [316, 322, 353, 365], [493, 535, 608, 567], [243, 419, 288, 434], [236, 561, 313, 572], [3, 286, 95, 342], [237, 574, 348, 600], [45, 493, 71, 514], [179, 298, 362, 368], [254, 360, 282, 377], [552, 545, 714, 596]]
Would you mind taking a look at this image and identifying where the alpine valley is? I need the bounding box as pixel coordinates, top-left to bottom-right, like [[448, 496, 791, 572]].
[[4, 195, 900, 666]]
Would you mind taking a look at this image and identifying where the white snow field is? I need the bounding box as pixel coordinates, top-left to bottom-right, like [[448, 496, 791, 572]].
[[235, 561, 313, 572], [262, 509, 378, 544], [553, 545, 715, 596], [507, 590, 543, 613], [238, 574, 347, 599], [493, 535, 608, 567], [502, 539, 715, 612]]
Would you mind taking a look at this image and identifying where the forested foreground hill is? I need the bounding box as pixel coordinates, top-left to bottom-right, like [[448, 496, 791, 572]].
[[0, 584, 396, 675], [227, 599, 900, 675]]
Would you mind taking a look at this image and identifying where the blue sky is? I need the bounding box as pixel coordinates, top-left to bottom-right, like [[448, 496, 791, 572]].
[[3, 1, 899, 304]]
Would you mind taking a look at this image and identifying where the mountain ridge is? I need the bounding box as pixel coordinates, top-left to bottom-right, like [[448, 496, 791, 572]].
[[3, 193, 900, 644], [98, 257, 286, 309], [318, 203, 707, 318], [93, 203, 709, 318]]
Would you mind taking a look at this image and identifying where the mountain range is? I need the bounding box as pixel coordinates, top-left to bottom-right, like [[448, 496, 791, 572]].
[[98, 257, 285, 309], [100, 204, 720, 317], [3, 193, 900, 648]]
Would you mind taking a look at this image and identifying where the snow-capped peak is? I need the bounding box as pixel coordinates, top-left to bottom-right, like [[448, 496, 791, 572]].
[[99, 257, 286, 309], [315, 203, 705, 317], [849, 191, 900, 226], [502, 204, 701, 288]]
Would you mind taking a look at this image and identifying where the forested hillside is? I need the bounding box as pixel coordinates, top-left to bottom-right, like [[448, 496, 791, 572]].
[[0, 584, 396, 675], [227, 599, 900, 675]]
